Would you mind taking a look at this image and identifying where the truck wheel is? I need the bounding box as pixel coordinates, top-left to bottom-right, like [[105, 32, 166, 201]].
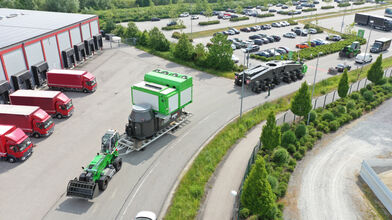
[[8, 157, 16, 163], [56, 114, 63, 119], [83, 89, 88, 93], [349, 52, 354, 58], [113, 157, 122, 172], [98, 176, 109, 191], [33, 133, 40, 138]]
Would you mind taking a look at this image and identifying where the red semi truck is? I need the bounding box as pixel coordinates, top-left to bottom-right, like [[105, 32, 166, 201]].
[[47, 69, 97, 93], [0, 105, 54, 138], [10, 90, 74, 119], [0, 125, 33, 163]]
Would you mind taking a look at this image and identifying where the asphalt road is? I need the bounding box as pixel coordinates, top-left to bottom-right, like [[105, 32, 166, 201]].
[[122, 2, 378, 39], [284, 98, 392, 219]]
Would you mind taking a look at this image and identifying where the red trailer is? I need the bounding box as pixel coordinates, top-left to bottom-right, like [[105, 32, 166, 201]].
[[47, 69, 97, 93], [0, 105, 54, 138], [0, 125, 33, 163], [10, 90, 74, 119]]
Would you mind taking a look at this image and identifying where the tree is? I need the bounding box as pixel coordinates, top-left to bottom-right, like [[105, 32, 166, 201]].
[[194, 43, 207, 65], [205, 5, 212, 20], [241, 156, 277, 218], [260, 112, 281, 151], [195, 0, 203, 12], [206, 34, 234, 71], [169, 4, 178, 21], [236, 5, 243, 15], [148, 27, 170, 51], [367, 54, 384, 84], [138, 30, 150, 46], [173, 34, 194, 61], [125, 22, 140, 38], [291, 81, 312, 117], [338, 69, 349, 98], [45, 0, 79, 12], [103, 16, 116, 33]]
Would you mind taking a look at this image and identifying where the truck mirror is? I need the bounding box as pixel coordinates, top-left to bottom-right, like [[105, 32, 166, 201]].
[[82, 166, 85, 170]]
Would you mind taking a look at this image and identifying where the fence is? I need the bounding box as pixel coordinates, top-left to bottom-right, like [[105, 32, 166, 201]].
[[360, 160, 392, 214], [233, 68, 392, 219]]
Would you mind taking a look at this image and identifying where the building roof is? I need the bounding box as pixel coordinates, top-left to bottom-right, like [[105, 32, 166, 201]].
[[0, 8, 96, 50]]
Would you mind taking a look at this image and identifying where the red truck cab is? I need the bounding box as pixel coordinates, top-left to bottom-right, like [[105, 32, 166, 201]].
[[0, 105, 54, 138], [10, 90, 74, 119], [0, 125, 33, 163], [46, 69, 97, 93]]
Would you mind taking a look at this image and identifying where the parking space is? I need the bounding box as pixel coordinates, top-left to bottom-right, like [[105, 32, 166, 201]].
[[122, 2, 378, 39]]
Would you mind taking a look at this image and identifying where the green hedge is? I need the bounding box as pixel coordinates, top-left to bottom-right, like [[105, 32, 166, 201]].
[[162, 24, 186, 31], [338, 2, 351, 7], [302, 8, 317, 12], [240, 78, 392, 219], [257, 13, 275, 18], [230, 16, 249, 22], [321, 5, 335, 9], [199, 20, 220, 26], [353, 1, 365, 5], [251, 35, 366, 62]]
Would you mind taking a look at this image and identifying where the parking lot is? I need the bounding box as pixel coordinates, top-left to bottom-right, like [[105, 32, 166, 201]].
[[122, 2, 378, 39]]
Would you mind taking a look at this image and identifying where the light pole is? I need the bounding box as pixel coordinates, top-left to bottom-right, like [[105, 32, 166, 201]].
[[340, 6, 346, 33], [240, 44, 252, 119], [307, 52, 322, 125], [190, 2, 193, 39], [360, 20, 374, 73]]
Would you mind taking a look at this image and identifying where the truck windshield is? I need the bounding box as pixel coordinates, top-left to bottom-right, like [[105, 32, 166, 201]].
[[17, 138, 32, 152], [86, 79, 96, 86], [38, 118, 54, 129], [373, 42, 381, 48], [64, 101, 73, 110]]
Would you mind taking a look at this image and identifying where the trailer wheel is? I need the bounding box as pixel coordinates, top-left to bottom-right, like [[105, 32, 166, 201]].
[[33, 133, 40, 138], [8, 157, 16, 163], [113, 157, 122, 172], [98, 176, 109, 191], [56, 114, 63, 119], [83, 89, 88, 93]]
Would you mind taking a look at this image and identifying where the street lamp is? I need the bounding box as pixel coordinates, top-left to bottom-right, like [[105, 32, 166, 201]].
[[340, 6, 347, 33], [240, 44, 252, 119], [360, 20, 374, 73], [190, 3, 193, 39], [307, 52, 322, 125]]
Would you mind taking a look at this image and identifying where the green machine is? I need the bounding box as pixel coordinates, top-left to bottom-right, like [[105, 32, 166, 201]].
[[66, 130, 122, 199], [339, 41, 361, 58]]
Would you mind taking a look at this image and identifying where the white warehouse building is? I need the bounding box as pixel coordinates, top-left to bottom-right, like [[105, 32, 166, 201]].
[[0, 8, 102, 101]]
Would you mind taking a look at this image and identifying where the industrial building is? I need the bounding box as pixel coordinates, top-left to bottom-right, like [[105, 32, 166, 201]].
[[0, 8, 103, 101]]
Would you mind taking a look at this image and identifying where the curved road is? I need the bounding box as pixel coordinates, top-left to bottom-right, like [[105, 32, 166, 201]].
[[284, 99, 392, 219]]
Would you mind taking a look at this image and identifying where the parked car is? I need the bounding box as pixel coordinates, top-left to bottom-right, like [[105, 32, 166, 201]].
[[294, 10, 302, 14], [281, 21, 290, 26], [313, 38, 327, 45], [232, 54, 240, 63], [231, 14, 239, 18], [296, 5, 303, 9], [262, 38, 270, 44], [244, 45, 260, 53], [250, 26, 257, 31], [291, 26, 301, 32], [336, 63, 352, 72], [212, 11, 219, 15], [271, 35, 281, 41], [253, 39, 264, 45], [282, 5, 288, 9], [253, 25, 261, 31], [283, 32, 296, 38], [167, 21, 177, 26], [269, 9, 277, 12], [230, 28, 240, 34], [223, 15, 231, 19], [355, 54, 373, 64], [151, 17, 160, 21], [261, 24, 272, 29], [258, 33, 267, 38], [307, 28, 317, 34], [326, 34, 341, 41], [227, 30, 236, 35], [249, 35, 262, 39], [240, 27, 251, 32], [232, 42, 242, 49], [271, 22, 281, 27], [266, 36, 275, 42], [276, 48, 288, 54], [296, 42, 310, 49], [294, 29, 308, 36], [180, 12, 189, 17], [255, 50, 273, 57], [135, 211, 157, 220], [226, 8, 236, 13], [266, 48, 281, 56], [314, 0, 320, 4], [276, 3, 283, 7], [191, 15, 199, 20], [278, 46, 291, 53]]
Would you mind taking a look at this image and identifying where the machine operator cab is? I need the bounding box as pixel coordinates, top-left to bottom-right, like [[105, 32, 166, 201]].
[[101, 129, 120, 154]]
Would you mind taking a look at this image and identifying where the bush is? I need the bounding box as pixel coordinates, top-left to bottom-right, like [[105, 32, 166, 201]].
[[302, 8, 317, 12], [272, 147, 290, 165], [337, 105, 346, 115], [338, 2, 351, 7], [268, 175, 279, 190], [162, 24, 186, 30], [316, 131, 323, 139], [350, 92, 360, 100], [322, 111, 335, 122], [363, 91, 374, 102], [353, 1, 365, 5], [230, 16, 249, 22], [277, 182, 288, 198], [199, 20, 220, 26], [306, 110, 317, 123], [257, 13, 275, 18], [321, 5, 335, 9], [366, 84, 372, 90], [239, 208, 250, 219], [346, 100, 356, 110], [289, 158, 297, 166], [389, 77, 392, 84], [282, 130, 297, 147], [382, 84, 392, 93], [281, 123, 291, 133], [287, 144, 296, 154], [293, 152, 303, 160], [305, 141, 314, 150], [329, 120, 340, 131], [295, 124, 307, 138]]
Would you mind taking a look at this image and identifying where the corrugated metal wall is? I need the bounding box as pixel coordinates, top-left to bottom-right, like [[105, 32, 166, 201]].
[[81, 23, 91, 40], [42, 36, 61, 69], [90, 20, 99, 36], [25, 41, 44, 66], [3, 48, 26, 77], [57, 31, 71, 51], [70, 27, 82, 44], [0, 61, 5, 81]]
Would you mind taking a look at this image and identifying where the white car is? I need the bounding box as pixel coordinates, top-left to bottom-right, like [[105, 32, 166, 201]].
[[135, 211, 157, 220], [179, 12, 189, 17], [232, 55, 240, 63], [191, 15, 199, 20], [355, 53, 373, 64], [223, 15, 231, 19]]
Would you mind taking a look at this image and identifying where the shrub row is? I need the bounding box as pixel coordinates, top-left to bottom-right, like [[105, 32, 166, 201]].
[[321, 5, 335, 9], [230, 16, 249, 22], [251, 35, 366, 62], [338, 2, 351, 7], [240, 77, 392, 219], [353, 1, 365, 5], [302, 8, 317, 12], [304, 23, 324, 33], [171, 32, 193, 42], [257, 13, 275, 18], [162, 24, 186, 31], [199, 20, 220, 26]]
